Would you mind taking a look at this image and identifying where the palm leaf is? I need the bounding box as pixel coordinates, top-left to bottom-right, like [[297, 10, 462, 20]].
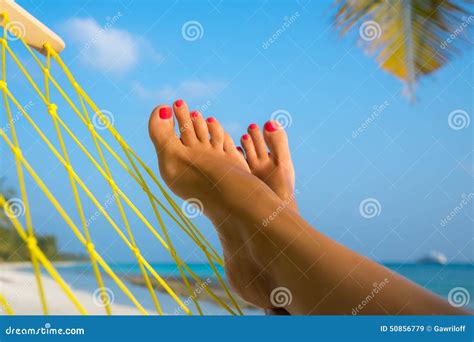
[[334, 0, 472, 99]]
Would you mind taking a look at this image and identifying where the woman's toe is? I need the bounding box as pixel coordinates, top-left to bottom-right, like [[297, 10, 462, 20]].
[[241, 133, 258, 166], [173, 99, 197, 145], [190, 110, 209, 143], [149, 105, 180, 153], [263, 120, 291, 164], [247, 123, 268, 159], [223, 132, 237, 152], [206, 117, 225, 148]]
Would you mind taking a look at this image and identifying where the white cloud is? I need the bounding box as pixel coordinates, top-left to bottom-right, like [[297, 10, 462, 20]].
[[63, 17, 161, 74], [133, 80, 227, 102]]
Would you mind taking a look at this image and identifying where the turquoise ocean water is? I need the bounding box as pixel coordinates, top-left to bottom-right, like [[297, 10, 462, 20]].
[[40, 262, 474, 314]]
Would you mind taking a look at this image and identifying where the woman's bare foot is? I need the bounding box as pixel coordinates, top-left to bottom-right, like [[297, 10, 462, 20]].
[[238, 121, 297, 211], [149, 100, 466, 316], [148, 99, 286, 308], [238, 121, 296, 315]]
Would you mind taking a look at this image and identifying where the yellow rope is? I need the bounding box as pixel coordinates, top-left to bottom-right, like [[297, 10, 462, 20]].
[[9, 36, 226, 276], [46, 48, 241, 313], [3, 47, 237, 313], [43, 42, 224, 266], [0, 14, 244, 315], [0, 293, 14, 315], [0, 194, 87, 315], [76, 94, 163, 315], [43, 51, 112, 315], [0, 130, 149, 315], [0, 43, 192, 313], [0, 17, 48, 315], [47, 46, 225, 267], [120, 143, 203, 314]]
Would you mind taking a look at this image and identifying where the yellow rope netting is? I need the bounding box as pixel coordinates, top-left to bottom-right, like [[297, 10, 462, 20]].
[[0, 292, 14, 315], [0, 14, 242, 316]]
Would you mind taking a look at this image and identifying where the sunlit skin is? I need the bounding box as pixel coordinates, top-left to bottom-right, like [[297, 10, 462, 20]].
[[238, 122, 297, 212], [149, 99, 468, 315], [238, 122, 297, 315]]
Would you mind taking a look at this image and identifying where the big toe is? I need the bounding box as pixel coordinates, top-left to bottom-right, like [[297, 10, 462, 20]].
[[149, 105, 179, 153], [263, 120, 291, 164]]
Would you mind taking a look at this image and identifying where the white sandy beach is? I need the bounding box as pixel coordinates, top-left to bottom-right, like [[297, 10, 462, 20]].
[[0, 263, 142, 315]]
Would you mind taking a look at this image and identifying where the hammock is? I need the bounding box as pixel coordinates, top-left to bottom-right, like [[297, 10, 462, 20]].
[[0, 0, 241, 316]]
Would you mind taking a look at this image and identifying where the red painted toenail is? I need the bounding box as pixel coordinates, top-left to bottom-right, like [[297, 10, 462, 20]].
[[236, 147, 243, 153], [190, 111, 199, 119], [206, 117, 215, 123], [175, 99, 184, 108], [264, 121, 278, 132], [249, 123, 258, 130], [159, 106, 172, 119], [242, 134, 250, 140]]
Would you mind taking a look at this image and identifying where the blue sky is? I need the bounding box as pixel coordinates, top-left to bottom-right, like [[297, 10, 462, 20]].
[[1, 0, 472, 264]]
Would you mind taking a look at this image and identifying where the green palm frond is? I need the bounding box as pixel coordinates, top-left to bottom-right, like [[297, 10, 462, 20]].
[[334, 0, 473, 99]]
